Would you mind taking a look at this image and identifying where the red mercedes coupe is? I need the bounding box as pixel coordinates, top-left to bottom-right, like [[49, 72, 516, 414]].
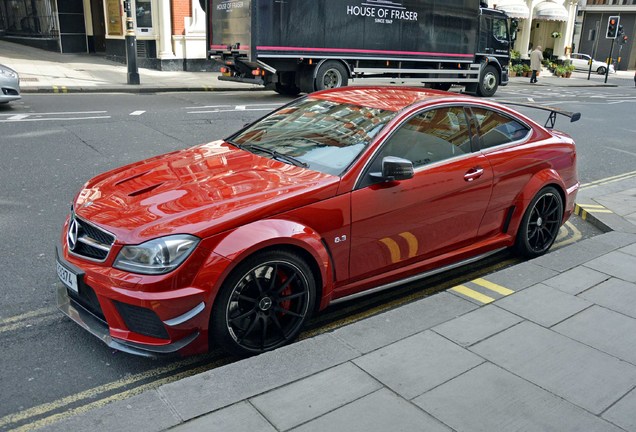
[[56, 87, 579, 357]]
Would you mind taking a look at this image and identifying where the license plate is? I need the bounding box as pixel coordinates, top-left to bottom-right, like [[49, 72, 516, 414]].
[[57, 260, 79, 294]]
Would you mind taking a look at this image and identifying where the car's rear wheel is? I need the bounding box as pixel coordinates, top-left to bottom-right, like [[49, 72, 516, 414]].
[[211, 250, 315, 356], [477, 65, 499, 97], [515, 186, 563, 258], [315, 61, 349, 91]]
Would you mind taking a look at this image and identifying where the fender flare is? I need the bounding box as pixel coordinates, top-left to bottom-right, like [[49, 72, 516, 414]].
[[508, 168, 567, 235], [209, 219, 335, 310]]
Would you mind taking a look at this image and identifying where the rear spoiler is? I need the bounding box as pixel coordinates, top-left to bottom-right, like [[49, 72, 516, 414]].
[[498, 101, 581, 129]]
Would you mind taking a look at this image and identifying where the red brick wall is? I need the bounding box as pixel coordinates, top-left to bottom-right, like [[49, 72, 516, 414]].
[[171, 0, 192, 35]]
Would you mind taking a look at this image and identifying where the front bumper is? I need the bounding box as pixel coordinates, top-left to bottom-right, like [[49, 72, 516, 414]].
[[55, 239, 225, 357], [56, 284, 199, 358]]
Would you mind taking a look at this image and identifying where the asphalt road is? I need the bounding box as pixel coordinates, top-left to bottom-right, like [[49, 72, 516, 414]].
[[0, 85, 630, 430]]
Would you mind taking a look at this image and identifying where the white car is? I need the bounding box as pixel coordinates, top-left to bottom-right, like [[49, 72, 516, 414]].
[[0, 63, 21, 104], [570, 53, 615, 75]]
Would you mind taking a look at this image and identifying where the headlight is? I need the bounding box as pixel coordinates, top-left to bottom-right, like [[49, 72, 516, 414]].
[[114, 234, 199, 275], [0, 66, 17, 79]]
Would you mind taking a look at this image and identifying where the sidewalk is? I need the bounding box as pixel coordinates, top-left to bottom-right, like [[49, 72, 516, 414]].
[[40, 180, 636, 431], [1, 40, 634, 93]]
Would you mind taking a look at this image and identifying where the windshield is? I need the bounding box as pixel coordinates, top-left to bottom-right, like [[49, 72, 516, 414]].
[[229, 97, 396, 176]]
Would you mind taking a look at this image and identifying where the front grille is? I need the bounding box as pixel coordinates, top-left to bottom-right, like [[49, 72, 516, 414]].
[[2, 88, 19, 96], [68, 213, 115, 262], [68, 283, 106, 322], [114, 302, 169, 340]]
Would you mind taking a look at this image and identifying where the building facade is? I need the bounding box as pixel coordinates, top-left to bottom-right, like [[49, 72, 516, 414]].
[[577, 0, 635, 70], [489, 0, 579, 60], [0, 0, 211, 70]]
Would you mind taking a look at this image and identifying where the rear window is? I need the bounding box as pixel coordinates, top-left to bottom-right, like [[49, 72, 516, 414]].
[[471, 107, 530, 149]]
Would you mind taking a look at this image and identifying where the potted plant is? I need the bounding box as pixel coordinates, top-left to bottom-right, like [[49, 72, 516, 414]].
[[522, 63, 532, 77], [564, 64, 575, 78]]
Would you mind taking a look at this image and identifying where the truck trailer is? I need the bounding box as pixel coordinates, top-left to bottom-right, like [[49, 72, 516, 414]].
[[206, 0, 514, 97]]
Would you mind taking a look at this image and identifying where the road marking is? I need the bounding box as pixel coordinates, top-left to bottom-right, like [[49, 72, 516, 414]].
[[7, 114, 30, 121], [0, 111, 107, 116], [7, 360, 226, 432], [129, 110, 146, 116], [554, 221, 582, 249], [235, 105, 246, 110], [0, 116, 111, 123], [580, 169, 636, 190], [0, 307, 58, 334], [52, 86, 68, 93], [0, 356, 207, 428], [472, 278, 514, 296], [450, 285, 495, 304]]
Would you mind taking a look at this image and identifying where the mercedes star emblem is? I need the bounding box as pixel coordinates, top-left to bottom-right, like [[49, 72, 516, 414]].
[[67, 217, 80, 251]]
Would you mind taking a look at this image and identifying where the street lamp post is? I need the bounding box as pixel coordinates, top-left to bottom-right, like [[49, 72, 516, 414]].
[[124, 0, 140, 85]]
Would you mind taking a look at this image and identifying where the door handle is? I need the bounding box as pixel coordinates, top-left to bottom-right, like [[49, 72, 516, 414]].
[[464, 167, 484, 182]]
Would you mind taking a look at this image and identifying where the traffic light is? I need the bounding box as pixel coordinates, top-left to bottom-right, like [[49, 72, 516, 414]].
[[621, 35, 628, 45], [606, 16, 620, 39]]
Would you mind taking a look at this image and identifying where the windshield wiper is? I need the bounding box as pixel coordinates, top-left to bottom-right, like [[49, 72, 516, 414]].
[[244, 144, 308, 168]]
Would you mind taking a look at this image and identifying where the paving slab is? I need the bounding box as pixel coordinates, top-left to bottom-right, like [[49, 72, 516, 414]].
[[250, 362, 381, 431], [432, 304, 523, 347], [602, 388, 636, 432], [353, 330, 483, 400], [531, 234, 625, 273], [584, 250, 636, 283], [579, 277, 636, 319], [622, 243, 636, 257], [159, 334, 359, 421], [414, 362, 623, 432], [170, 401, 275, 432], [333, 292, 476, 354], [542, 265, 611, 295], [494, 283, 592, 327], [290, 388, 451, 432], [470, 321, 636, 414], [595, 187, 636, 217], [553, 305, 636, 365], [39, 390, 180, 432]]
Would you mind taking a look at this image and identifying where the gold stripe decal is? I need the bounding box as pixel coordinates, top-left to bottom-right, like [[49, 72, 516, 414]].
[[379, 238, 401, 264], [398, 232, 418, 259]]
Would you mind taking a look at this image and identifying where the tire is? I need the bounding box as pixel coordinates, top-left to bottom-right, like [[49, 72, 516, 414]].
[[211, 250, 316, 356], [515, 186, 564, 258], [597, 66, 607, 75], [274, 83, 301, 96], [314, 61, 349, 91], [431, 83, 452, 91], [476, 65, 499, 97]]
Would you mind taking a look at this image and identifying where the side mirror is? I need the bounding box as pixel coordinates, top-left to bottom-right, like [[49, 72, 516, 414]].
[[370, 156, 414, 182]]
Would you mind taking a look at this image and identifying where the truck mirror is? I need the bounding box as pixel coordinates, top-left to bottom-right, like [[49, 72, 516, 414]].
[[510, 19, 519, 41]]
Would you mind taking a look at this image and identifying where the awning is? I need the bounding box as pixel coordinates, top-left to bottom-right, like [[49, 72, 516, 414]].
[[533, 1, 569, 21], [493, 0, 530, 20]]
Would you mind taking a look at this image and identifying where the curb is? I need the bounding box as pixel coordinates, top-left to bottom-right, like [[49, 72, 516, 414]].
[[574, 203, 613, 233], [20, 85, 266, 94]]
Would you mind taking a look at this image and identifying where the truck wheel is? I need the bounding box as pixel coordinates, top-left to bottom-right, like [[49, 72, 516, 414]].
[[315, 61, 349, 91], [477, 65, 499, 97], [274, 83, 301, 96], [210, 250, 316, 356]]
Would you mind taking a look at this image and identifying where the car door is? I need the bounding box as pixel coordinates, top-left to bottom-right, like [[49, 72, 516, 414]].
[[347, 106, 494, 282], [467, 105, 533, 240]]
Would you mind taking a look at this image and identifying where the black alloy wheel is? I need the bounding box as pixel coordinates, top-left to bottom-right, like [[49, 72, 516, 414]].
[[211, 250, 315, 356], [515, 186, 564, 258]]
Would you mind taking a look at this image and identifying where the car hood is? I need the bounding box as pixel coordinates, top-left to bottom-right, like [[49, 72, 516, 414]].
[[73, 141, 340, 244]]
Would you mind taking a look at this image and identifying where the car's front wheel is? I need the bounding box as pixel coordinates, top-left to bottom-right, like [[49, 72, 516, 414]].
[[597, 66, 607, 75], [211, 250, 315, 356], [515, 186, 564, 258]]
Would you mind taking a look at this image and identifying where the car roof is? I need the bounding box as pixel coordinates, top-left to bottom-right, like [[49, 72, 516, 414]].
[[309, 86, 458, 112]]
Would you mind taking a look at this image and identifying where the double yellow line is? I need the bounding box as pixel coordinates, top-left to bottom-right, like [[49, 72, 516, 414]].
[[450, 278, 514, 304]]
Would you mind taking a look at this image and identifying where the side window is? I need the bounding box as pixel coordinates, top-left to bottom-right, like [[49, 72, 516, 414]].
[[492, 18, 509, 42], [369, 106, 472, 173], [471, 107, 530, 150]]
